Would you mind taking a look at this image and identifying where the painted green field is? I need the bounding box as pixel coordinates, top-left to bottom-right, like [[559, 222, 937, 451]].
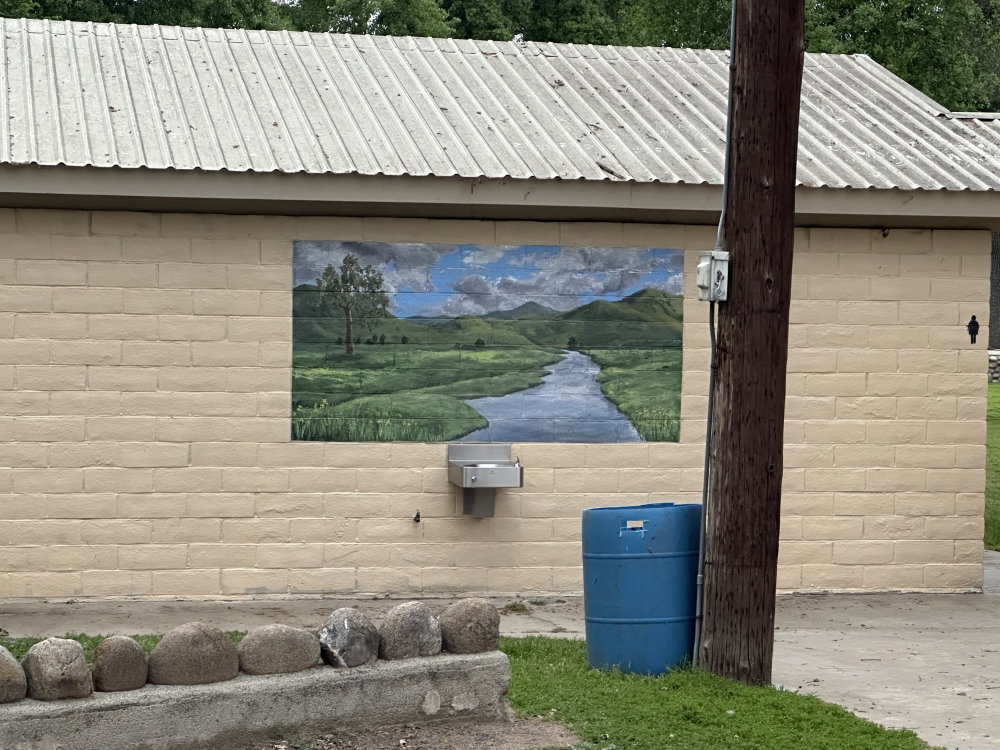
[[293, 281, 685, 443], [589, 347, 683, 442], [293, 343, 684, 443], [292, 346, 563, 442]]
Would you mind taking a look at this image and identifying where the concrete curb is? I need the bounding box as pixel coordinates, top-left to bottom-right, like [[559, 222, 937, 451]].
[[0, 651, 512, 750]]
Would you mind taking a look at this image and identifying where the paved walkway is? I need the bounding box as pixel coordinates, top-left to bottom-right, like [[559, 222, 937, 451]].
[[4, 554, 1000, 749]]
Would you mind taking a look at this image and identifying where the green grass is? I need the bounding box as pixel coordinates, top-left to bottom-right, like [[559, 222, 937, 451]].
[[1, 631, 933, 749], [986, 383, 1000, 550], [501, 637, 934, 750], [0, 631, 243, 661]]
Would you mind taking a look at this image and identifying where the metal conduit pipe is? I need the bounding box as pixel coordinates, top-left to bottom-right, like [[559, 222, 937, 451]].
[[692, 0, 738, 668]]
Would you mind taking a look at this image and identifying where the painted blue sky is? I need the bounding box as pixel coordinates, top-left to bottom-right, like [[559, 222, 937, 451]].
[[294, 241, 684, 318]]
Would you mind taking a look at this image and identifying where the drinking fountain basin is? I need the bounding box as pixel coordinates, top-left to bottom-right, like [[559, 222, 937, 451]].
[[447, 443, 523, 517], [448, 462, 523, 488]]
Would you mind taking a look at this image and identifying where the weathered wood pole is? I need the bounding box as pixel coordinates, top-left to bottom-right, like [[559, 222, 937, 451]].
[[699, 0, 805, 685]]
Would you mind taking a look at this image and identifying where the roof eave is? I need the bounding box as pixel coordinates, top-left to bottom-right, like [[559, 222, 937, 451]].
[[0, 164, 998, 230]]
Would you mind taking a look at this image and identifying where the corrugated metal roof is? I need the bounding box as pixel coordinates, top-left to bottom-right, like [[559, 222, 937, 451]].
[[2, 17, 1000, 191]]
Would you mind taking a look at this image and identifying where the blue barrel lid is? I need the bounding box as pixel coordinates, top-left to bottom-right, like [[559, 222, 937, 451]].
[[584, 502, 677, 513]]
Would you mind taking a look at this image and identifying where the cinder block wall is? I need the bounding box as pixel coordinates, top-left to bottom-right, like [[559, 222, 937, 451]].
[[0, 210, 988, 598]]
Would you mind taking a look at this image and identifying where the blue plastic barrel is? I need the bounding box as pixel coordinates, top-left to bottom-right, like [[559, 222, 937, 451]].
[[582, 502, 700, 675]]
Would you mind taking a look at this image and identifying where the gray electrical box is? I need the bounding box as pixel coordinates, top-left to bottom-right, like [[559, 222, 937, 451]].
[[696, 250, 730, 302]]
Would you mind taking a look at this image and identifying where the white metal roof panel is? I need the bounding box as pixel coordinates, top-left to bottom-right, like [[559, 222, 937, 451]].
[[3, 17, 1000, 192]]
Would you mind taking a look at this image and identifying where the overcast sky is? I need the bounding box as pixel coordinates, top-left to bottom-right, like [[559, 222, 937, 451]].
[[294, 241, 684, 318]]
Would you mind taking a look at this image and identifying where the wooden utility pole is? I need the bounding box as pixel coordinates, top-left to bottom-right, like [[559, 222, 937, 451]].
[[699, 0, 804, 685]]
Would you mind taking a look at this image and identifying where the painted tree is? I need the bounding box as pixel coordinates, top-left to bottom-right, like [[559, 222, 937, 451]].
[[317, 254, 390, 356]]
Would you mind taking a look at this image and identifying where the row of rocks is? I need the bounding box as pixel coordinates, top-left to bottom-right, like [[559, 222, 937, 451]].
[[989, 351, 1000, 382], [0, 598, 499, 704]]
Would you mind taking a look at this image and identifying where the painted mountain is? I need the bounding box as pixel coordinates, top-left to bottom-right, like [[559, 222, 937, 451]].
[[293, 287, 683, 349]]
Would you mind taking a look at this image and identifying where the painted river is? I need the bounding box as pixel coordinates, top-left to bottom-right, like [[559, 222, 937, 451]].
[[460, 350, 642, 443]]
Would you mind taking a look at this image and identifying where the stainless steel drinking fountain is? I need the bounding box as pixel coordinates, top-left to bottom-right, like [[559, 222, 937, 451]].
[[447, 443, 523, 517]]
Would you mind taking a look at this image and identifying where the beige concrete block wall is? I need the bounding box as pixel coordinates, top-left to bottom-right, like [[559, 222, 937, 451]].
[[780, 227, 988, 591], [0, 210, 987, 598]]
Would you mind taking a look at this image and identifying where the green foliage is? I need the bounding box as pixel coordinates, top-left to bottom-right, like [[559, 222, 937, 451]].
[[501, 636, 934, 750], [621, 0, 731, 48], [443, 0, 528, 39], [121, 0, 291, 28], [986, 382, 1000, 550], [293, 0, 455, 36], [805, 0, 1000, 111], [522, 0, 620, 44], [0, 0, 44, 18], [13, 0, 291, 27], [618, 0, 1000, 112]]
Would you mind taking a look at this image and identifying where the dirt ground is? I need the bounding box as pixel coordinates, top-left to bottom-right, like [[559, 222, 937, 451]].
[[253, 717, 579, 750]]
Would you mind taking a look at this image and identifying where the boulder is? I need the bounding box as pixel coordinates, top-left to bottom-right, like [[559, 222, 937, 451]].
[[440, 598, 500, 654], [147, 622, 239, 685], [318, 608, 379, 668], [93, 635, 148, 692], [238, 624, 320, 675], [21, 638, 93, 700], [378, 601, 441, 660], [0, 644, 27, 703]]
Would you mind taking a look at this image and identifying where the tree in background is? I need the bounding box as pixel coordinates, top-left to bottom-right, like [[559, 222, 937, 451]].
[[5, 0, 1000, 111], [622, 0, 730, 49], [805, 0, 1000, 111], [4, 0, 290, 26], [316, 255, 390, 356], [442, 0, 528, 40], [118, 0, 291, 29], [0, 0, 42, 15], [625, 0, 1000, 110], [294, 0, 454, 35], [521, 0, 619, 44], [2, 0, 115, 20]]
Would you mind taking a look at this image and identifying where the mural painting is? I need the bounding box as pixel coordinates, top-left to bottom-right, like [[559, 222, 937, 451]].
[[292, 241, 684, 443]]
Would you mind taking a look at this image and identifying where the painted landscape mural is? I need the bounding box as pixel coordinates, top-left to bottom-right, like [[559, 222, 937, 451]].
[[292, 241, 684, 443]]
